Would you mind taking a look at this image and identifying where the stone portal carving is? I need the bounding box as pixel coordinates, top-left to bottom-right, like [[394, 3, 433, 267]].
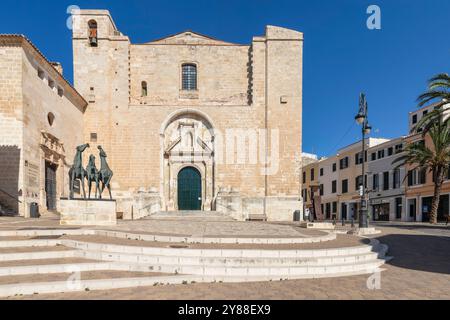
[[161, 112, 215, 211]]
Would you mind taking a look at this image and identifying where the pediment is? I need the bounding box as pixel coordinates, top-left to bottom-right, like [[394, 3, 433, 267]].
[[144, 31, 238, 46], [165, 135, 212, 154]]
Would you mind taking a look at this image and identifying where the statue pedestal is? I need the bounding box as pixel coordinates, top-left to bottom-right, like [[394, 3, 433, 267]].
[[59, 198, 117, 226]]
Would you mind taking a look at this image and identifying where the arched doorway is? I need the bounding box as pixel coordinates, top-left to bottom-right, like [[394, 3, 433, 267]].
[[178, 167, 202, 210], [160, 109, 215, 211]]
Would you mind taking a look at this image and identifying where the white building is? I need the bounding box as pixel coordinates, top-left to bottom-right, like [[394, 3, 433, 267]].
[[367, 137, 407, 221]]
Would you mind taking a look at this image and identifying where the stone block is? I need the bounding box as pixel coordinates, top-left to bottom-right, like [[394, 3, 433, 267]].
[[59, 199, 117, 226]]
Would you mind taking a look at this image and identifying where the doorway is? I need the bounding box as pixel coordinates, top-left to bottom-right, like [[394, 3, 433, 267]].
[[177, 167, 202, 211], [341, 203, 347, 220], [45, 161, 57, 211]]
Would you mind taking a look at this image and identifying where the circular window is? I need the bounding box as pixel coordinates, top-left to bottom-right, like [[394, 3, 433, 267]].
[[47, 113, 55, 126]]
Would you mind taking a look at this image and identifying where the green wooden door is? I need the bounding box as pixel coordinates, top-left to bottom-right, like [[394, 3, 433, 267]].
[[178, 167, 202, 211]]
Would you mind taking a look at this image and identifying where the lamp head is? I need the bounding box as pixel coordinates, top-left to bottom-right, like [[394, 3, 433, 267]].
[[355, 113, 365, 125]]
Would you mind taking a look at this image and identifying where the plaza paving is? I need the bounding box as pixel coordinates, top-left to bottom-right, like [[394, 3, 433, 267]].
[[0, 216, 448, 300]]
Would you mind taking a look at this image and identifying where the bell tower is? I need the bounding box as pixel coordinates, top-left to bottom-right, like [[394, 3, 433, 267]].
[[71, 9, 130, 184]]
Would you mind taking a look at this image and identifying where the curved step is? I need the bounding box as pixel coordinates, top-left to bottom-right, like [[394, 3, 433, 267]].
[[0, 275, 196, 298], [77, 248, 382, 267], [0, 249, 78, 262], [0, 261, 114, 276], [61, 239, 377, 259], [108, 259, 386, 277]]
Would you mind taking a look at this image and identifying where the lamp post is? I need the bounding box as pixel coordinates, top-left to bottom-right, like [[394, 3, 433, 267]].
[[355, 93, 372, 228]]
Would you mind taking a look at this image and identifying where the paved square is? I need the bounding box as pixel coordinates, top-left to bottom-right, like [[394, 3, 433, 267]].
[[3, 221, 449, 300]]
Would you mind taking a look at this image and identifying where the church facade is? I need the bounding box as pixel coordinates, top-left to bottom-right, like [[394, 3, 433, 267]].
[[0, 9, 304, 221]]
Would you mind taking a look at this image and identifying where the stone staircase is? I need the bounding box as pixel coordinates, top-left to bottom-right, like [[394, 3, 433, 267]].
[[146, 211, 234, 221], [0, 231, 391, 297]]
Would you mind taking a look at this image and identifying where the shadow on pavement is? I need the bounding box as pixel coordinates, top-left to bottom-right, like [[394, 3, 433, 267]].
[[373, 222, 450, 231], [376, 233, 450, 275]]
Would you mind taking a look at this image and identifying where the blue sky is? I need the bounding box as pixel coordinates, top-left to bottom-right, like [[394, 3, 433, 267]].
[[1, 0, 449, 157]]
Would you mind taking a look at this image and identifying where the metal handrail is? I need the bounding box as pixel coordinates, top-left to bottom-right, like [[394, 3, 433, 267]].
[[0, 188, 22, 204]]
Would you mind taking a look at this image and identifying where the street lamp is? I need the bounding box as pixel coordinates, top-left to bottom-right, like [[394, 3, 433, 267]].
[[355, 93, 371, 228]]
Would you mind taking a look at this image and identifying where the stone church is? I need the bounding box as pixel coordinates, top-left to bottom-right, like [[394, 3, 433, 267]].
[[0, 9, 304, 221]]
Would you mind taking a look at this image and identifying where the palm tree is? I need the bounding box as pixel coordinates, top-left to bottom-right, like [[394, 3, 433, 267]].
[[417, 73, 450, 108], [394, 74, 450, 224]]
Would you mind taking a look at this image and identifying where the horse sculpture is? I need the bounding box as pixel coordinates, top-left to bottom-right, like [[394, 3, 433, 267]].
[[98, 146, 114, 200], [86, 154, 100, 199], [69, 143, 90, 199]]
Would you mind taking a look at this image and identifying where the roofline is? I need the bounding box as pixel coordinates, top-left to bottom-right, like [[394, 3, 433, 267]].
[[368, 136, 406, 148], [0, 34, 88, 110], [134, 30, 247, 46], [71, 9, 118, 32], [337, 137, 390, 154], [408, 101, 445, 114]]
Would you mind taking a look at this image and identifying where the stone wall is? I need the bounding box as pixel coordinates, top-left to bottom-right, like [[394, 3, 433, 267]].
[[216, 189, 303, 222], [0, 36, 86, 216], [21, 45, 85, 216], [115, 188, 161, 220], [72, 10, 304, 221], [0, 43, 23, 214]]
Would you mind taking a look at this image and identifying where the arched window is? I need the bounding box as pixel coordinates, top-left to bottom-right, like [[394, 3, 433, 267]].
[[47, 113, 55, 126], [141, 81, 148, 97], [88, 20, 98, 47], [182, 63, 197, 91]]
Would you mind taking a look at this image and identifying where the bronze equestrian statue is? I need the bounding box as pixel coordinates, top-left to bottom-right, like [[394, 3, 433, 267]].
[[86, 154, 100, 199], [98, 146, 114, 200], [69, 143, 90, 199]]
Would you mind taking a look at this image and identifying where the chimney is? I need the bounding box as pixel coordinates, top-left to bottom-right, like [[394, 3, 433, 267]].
[[50, 62, 63, 76]]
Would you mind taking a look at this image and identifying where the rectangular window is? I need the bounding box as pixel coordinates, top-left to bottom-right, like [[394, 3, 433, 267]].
[[38, 68, 45, 80], [395, 144, 403, 154], [303, 172, 306, 184], [355, 152, 364, 165], [332, 202, 337, 213], [423, 110, 428, 116], [412, 114, 418, 124], [388, 147, 393, 156], [342, 179, 348, 194], [340, 157, 349, 170], [408, 170, 416, 186], [303, 189, 308, 202], [378, 150, 385, 159], [371, 152, 376, 161], [319, 184, 324, 196], [320, 168, 324, 177], [90, 133, 98, 143], [393, 169, 401, 189], [182, 64, 197, 91], [419, 168, 427, 184], [383, 172, 389, 190], [332, 163, 337, 172], [373, 174, 379, 191], [48, 78, 55, 90], [395, 197, 402, 219], [332, 180, 337, 194], [311, 169, 315, 181]]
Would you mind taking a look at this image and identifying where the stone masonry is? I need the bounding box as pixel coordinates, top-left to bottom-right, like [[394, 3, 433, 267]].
[[0, 9, 304, 222], [71, 9, 304, 221]]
